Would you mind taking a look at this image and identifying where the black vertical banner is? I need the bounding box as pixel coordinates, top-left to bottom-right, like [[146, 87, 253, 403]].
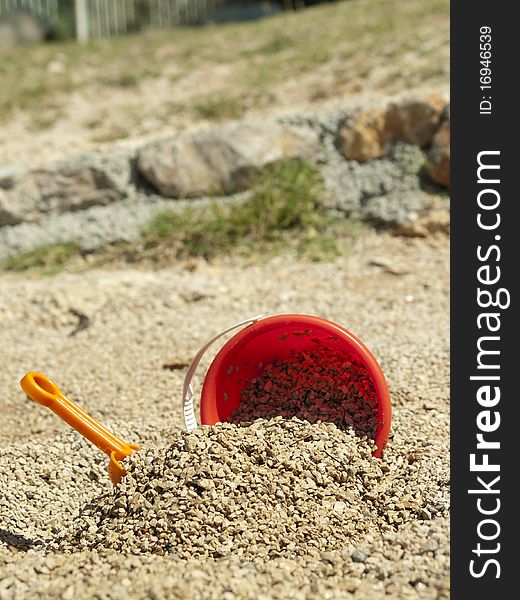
[[452, 2, 516, 598]]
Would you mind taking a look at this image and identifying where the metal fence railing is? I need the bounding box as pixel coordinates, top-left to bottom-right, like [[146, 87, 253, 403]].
[[0, 1, 300, 41], [0, 0, 59, 18], [78, 0, 218, 38], [76, 0, 138, 39], [149, 0, 217, 29], [0, 0, 223, 40]]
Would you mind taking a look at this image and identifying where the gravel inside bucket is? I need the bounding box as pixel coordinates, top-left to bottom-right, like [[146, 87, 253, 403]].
[[230, 347, 379, 438]]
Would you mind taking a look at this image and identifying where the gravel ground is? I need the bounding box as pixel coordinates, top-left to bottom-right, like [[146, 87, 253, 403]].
[[0, 231, 449, 599]]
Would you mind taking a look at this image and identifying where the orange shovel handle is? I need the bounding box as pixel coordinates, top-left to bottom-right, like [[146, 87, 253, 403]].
[[20, 371, 140, 482]]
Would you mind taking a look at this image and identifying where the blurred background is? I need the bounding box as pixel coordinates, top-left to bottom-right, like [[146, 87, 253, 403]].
[[1, 1, 339, 44], [0, 0, 449, 270]]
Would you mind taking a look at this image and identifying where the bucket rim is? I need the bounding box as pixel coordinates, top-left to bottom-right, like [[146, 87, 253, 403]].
[[200, 313, 391, 456]]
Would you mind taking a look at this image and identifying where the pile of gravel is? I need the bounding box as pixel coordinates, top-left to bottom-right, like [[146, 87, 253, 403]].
[[54, 418, 447, 561]]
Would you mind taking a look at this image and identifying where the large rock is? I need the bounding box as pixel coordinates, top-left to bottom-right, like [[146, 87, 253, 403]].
[[428, 110, 450, 188], [338, 94, 447, 163], [0, 190, 14, 226], [137, 121, 320, 198], [0, 165, 19, 190], [0, 154, 133, 226], [336, 109, 387, 163], [0, 11, 49, 47], [385, 94, 446, 146]]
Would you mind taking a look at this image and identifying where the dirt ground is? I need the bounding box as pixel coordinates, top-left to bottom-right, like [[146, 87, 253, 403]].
[[0, 232, 448, 444], [0, 231, 449, 598]]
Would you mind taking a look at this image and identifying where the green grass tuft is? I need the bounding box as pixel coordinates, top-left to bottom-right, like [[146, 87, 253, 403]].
[[116, 73, 140, 88], [257, 33, 294, 55], [142, 160, 362, 262], [192, 97, 245, 121], [3, 243, 79, 275]]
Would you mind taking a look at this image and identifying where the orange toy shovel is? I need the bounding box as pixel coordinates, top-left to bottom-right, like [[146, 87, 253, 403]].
[[20, 371, 140, 484]]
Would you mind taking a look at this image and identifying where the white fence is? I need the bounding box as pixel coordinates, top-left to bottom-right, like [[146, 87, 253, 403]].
[[76, 0, 219, 39], [149, 0, 218, 29], [0, 0, 223, 40], [75, 0, 139, 39], [0, 0, 59, 18]]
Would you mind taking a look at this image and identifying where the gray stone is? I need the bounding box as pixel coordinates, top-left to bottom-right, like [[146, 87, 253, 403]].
[[362, 191, 426, 227], [0, 152, 133, 226], [0, 11, 48, 48], [352, 550, 366, 563], [0, 165, 20, 190], [137, 121, 320, 199], [0, 196, 155, 258]]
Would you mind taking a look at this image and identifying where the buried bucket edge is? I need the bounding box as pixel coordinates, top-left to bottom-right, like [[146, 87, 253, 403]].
[[185, 314, 392, 457]]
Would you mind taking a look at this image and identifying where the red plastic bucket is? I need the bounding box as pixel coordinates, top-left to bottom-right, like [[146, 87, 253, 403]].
[[196, 314, 391, 457]]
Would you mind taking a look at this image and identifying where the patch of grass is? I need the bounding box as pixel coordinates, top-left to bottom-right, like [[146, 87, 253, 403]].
[[142, 160, 361, 262], [21, 83, 50, 102], [117, 73, 140, 88], [3, 243, 79, 275], [89, 126, 130, 143], [169, 73, 184, 84], [379, 67, 406, 87], [418, 64, 448, 80], [0, 0, 449, 124], [242, 61, 279, 91], [257, 33, 294, 55], [295, 46, 331, 69], [192, 97, 245, 121], [27, 113, 61, 132]]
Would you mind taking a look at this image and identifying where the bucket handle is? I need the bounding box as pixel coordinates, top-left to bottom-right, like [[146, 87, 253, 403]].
[[182, 315, 264, 431]]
